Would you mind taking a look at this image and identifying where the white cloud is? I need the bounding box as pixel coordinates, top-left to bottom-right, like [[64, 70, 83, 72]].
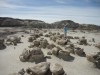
[[0, 0, 100, 25], [54, 0, 67, 4]]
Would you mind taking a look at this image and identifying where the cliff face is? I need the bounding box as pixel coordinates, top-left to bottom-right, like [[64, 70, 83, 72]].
[[0, 17, 100, 30]]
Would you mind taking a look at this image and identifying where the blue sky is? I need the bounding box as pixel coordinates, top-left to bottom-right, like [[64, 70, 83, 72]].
[[0, 0, 100, 25]]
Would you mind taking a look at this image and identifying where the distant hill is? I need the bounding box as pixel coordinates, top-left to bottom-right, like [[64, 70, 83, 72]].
[[52, 20, 79, 29], [0, 17, 100, 30]]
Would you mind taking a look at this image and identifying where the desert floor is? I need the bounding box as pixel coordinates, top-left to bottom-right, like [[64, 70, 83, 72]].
[[0, 28, 100, 75]]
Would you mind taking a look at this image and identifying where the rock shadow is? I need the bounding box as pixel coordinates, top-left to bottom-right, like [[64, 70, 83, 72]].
[[55, 55, 75, 62]]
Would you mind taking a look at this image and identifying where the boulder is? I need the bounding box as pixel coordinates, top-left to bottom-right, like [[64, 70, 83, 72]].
[[28, 37, 34, 42], [6, 36, 21, 45], [44, 34, 50, 37], [47, 51, 52, 55], [50, 63, 65, 75], [0, 38, 4, 44], [67, 36, 74, 39], [33, 40, 40, 47], [58, 50, 70, 60], [79, 37, 87, 45], [19, 49, 31, 62], [56, 39, 69, 46], [52, 47, 60, 56], [86, 54, 95, 63], [75, 47, 85, 56], [40, 39, 49, 48], [0, 38, 6, 50], [86, 52, 100, 68], [49, 32, 52, 35], [74, 36, 79, 39], [9, 62, 67, 75], [50, 36, 57, 42], [47, 43, 56, 49], [65, 44, 75, 54], [19, 47, 45, 62], [57, 32, 60, 35], [95, 43, 100, 49], [26, 62, 50, 75], [18, 68, 25, 75]]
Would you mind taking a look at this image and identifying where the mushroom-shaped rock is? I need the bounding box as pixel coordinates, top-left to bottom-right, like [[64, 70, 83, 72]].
[[26, 62, 50, 75], [50, 63, 66, 75]]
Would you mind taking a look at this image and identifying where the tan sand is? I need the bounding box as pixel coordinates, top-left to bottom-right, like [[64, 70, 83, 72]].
[[0, 28, 100, 75]]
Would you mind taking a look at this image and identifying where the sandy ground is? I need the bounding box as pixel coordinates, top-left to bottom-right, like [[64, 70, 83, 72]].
[[0, 28, 100, 75]]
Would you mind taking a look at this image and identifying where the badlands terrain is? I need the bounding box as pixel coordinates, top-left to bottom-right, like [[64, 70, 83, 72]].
[[0, 27, 100, 75]]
